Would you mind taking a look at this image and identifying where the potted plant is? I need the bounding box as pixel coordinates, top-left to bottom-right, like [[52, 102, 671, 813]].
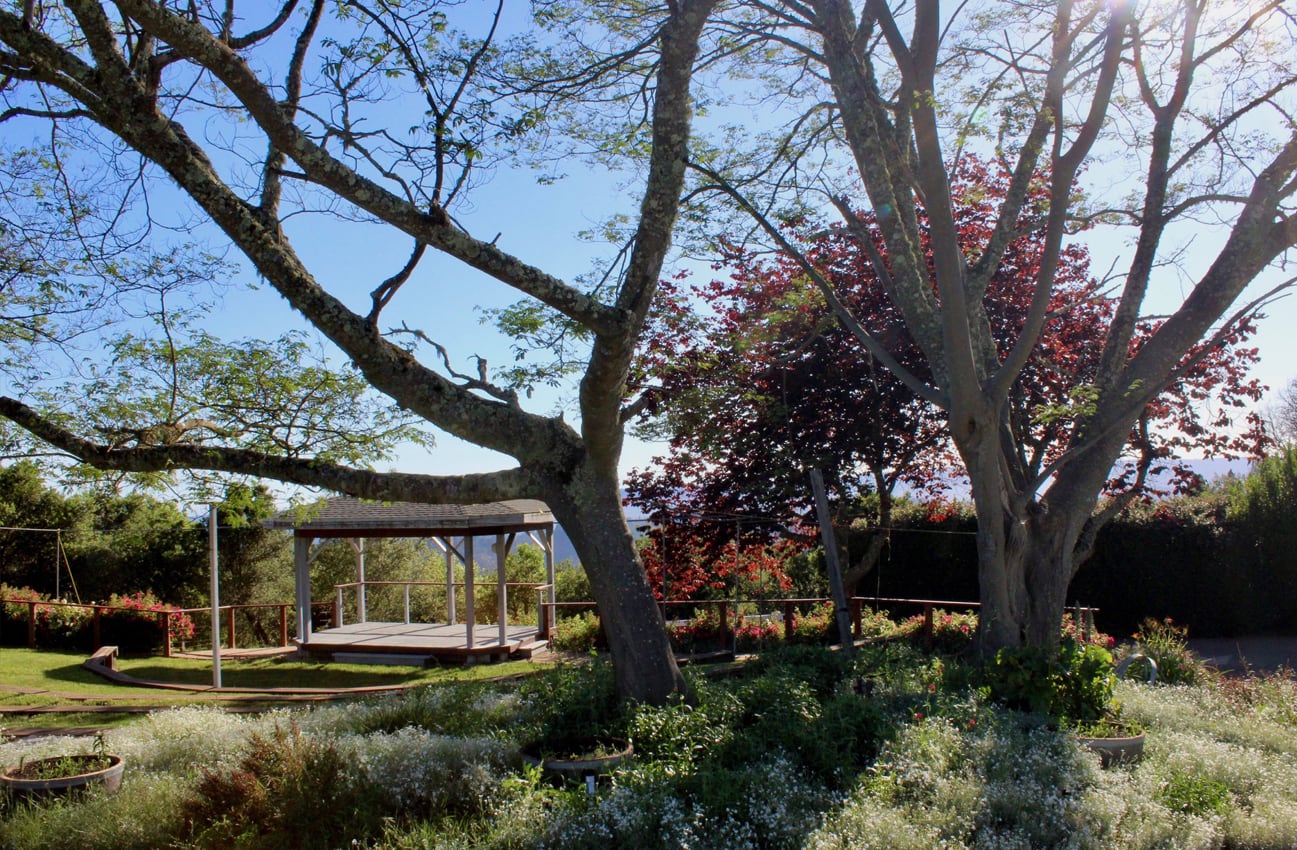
[[1071, 717, 1145, 767], [519, 734, 633, 783], [1, 735, 125, 798], [980, 639, 1144, 767]]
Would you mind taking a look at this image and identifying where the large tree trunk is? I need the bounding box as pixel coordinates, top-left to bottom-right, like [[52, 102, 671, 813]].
[[961, 409, 1124, 660], [968, 496, 1086, 659], [546, 462, 689, 705]]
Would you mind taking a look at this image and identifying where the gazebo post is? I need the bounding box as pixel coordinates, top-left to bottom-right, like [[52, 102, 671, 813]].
[[543, 526, 556, 637], [350, 538, 367, 623], [444, 538, 457, 624], [293, 535, 313, 645], [496, 532, 513, 648], [464, 535, 476, 649]]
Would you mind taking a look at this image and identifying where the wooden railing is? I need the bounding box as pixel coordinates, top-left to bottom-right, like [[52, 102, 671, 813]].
[[333, 580, 556, 638], [542, 596, 1100, 647], [5, 592, 1098, 656], [2, 596, 331, 657]]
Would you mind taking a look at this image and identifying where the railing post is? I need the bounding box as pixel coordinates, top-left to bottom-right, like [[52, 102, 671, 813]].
[[160, 610, 171, 657], [227, 607, 237, 650], [404, 585, 411, 624], [923, 605, 934, 647], [719, 600, 730, 645], [279, 604, 289, 646], [783, 601, 795, 642], [27, 601, 36, 648], [537, 591, 548, 639], [851, 598, 862, 637], [335, 586, 344, 627], [93, 605, 102, 649]]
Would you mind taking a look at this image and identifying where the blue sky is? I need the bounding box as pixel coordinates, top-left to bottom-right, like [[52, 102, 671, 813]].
[[3, 1, 1292, 495]]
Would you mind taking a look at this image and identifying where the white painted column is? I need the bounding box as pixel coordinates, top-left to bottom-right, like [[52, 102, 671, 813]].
[[351, 538, 367, 623], [445, 539, 457, 623], [464, 536, 475, 648], [544, 526, 556, 637], [294, 536, 313, 643], [209, 503, 221, 688], [496, 533, 509, 647]]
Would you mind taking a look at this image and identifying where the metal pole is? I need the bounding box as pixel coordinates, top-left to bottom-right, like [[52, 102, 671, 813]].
[[209, 503, 222, 688]]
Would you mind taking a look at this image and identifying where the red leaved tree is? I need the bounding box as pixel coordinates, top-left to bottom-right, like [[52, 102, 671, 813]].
[[629, 158, 1265, 595]]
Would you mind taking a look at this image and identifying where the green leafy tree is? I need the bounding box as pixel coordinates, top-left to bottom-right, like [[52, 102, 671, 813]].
[[0, 461, 75, 592], [62, 490, 205, 604], [0, 0, 718, 703]]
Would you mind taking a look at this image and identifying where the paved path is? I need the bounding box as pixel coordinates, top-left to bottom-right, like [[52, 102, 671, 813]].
[[1188, 637, 1297, 675]]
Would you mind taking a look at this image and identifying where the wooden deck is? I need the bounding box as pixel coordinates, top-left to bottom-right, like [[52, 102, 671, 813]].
[[299, 621, 546, 665]]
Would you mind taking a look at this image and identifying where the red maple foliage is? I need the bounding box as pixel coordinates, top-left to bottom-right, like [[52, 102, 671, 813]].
[[626, 157, 1265, 586]]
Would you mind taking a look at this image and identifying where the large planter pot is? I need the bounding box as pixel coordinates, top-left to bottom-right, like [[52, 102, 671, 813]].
[[1, 754, 125, 798], [520, 736, 632, 783], [1075, 726, 1145, 768]]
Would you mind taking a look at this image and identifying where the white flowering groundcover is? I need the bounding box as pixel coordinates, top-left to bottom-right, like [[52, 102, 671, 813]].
[[2, 652, 1297, 850]]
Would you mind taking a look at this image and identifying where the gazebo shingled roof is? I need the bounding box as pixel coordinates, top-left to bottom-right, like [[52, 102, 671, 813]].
[[265, 497, 555, 538]]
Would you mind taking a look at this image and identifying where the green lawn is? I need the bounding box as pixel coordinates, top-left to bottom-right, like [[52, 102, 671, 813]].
[[0, 648, 538, 703]]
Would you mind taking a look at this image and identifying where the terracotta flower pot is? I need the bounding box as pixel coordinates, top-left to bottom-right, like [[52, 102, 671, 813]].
[[1, 754, 125, 798]]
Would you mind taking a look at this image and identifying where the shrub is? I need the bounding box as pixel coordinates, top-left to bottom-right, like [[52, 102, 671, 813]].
[[1130, 616, 1208, 685], [979, 640, 1116, 727], [894, 608, 978, 654], [551, 610, 601, 653], [182, 723, 380, 850], [518, 658, 621, 742], [790, 601, 835, 644], [733, 617, 780, 651], [0, 585, 193, 652], [102, 591, 196, 652]]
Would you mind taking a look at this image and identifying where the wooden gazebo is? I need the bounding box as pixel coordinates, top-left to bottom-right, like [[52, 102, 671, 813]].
[[265, 498, 557, 663]]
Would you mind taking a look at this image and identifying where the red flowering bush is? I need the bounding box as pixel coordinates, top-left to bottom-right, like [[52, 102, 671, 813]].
[[0, 584, 192, 652], [789, 602, 836, 645], [103, 590, 196, 651], [895, 609, 979, 654], [667, 608, 729, 653], [733, 617, 781, 652], [1061, 611, 1115, 650], [1, 584, 91, 648]]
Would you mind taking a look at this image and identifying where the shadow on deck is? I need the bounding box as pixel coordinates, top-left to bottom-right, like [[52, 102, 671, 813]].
[[299, 621, 547, 665]]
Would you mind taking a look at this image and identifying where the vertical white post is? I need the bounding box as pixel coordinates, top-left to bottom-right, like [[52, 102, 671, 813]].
[[464, 536, 476, 648], [353, 538, 367, 624], [496, 533, 508, 647], [404, 584, 411, 624], [445, 541, 456, 624], [544, 527, 556, 636], [294, 536, 312, 643], [209, 503, 222, 688]]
